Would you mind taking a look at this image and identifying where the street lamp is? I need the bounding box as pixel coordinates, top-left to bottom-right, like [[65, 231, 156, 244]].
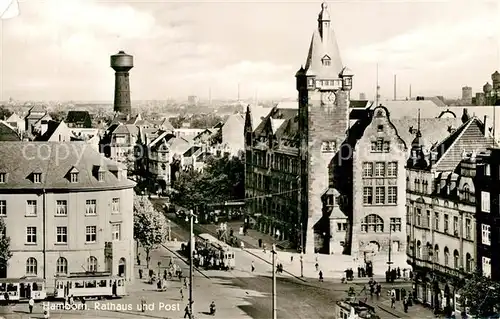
[[271, 244, 277, 319], [185, 210, 197, 318]]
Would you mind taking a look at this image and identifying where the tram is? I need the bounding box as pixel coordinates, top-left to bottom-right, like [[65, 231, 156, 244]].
[[0, 278, 46, 301], [198, 233, 236, 269], [54, 273, 126, 299]]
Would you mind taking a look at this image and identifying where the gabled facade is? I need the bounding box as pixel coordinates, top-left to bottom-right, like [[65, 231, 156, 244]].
[[406, 116, 497, 315], [24, 105, 47, 133], [65, 111, 92, 128]]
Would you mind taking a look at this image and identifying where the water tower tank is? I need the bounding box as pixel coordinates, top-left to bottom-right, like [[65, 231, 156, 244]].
[[483, 82, 492, 94], [492, 71, 500, 90], [111, 51, 134, 72]]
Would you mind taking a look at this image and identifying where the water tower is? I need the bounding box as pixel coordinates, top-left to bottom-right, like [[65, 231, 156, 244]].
[[110, 51, 134, 115]]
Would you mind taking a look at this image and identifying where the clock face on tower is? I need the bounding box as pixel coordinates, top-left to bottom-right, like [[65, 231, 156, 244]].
[[322, 91, 335, 105]]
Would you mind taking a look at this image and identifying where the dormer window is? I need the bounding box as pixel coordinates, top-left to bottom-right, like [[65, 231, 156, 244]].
[[0, 173, 6, 183], [321, 55, 331, 66], [70, 173, 78, 183], [98, 172, 105, 181], [33, 173, 42, 183]]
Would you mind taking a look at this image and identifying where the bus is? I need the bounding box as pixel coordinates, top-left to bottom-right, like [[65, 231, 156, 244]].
[[198, 233, 236, 270], [54, 273, 126, 300], [0, 278, 46, 301]]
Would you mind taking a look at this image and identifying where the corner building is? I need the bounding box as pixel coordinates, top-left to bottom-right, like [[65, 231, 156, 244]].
[[406, 116, 497, 315], [0, 142, 135, 289]]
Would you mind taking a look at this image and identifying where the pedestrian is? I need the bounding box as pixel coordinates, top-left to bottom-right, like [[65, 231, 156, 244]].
[[319, 270, 323, 282], [251, 261, 255, 272], [290, 255, 293, 262], [184, 304, 191, 318], [390, 289, 396, 309], [141, 296, 146, 312], [403, 296, 408, 313], [43, 310, 50, 319], [137, 253, 141, 266], [28, 297, 34, 313], [139, 268, 143, 279], [180, 288, 184, 300], [315, 263, 319, 271]]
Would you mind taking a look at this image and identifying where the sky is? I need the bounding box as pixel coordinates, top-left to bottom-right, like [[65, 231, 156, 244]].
[[0, 0, 499, 102]]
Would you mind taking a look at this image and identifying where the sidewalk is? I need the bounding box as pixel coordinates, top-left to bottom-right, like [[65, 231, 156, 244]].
[[197, 221, 409, 281]]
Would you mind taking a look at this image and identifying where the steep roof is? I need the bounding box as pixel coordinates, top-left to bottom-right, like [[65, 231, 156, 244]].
[[35, 120, 65, 141], [0, 122, 21, 141], [432, 117, 498, 171], [183, 146, 201, 157], [0, 142, 135, 190], [248, 105, 273, 131], [6, 113, 22, 123], [304, 3, 343, 77]]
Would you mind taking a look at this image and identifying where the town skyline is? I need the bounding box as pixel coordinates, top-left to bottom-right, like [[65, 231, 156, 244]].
[[0, 0, 498, 101]]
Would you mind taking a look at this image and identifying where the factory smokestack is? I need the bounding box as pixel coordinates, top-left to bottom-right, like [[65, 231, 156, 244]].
[[393, 74, 397, 101], [110, 51, 134, 115]]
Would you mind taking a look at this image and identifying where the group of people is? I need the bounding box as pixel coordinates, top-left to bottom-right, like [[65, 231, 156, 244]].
[[192, 244, 229, 271], [356, 262, 374, 278]]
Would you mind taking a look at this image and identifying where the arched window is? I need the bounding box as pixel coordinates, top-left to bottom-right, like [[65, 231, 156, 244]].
[[463, 184, 470, 201], [26, 257, 37, 276], [444, 200, 449, 207], [444, 247, 449, 266], [56, 257, 68, 275], [466, 253, 472, 272], [426, 243, 432, 260], [416, 241, 421, 259], [454, 250, 460, 269], [87, 256, 98, 272], [361, 214, 384, 232], [434, 245, 439, 263]]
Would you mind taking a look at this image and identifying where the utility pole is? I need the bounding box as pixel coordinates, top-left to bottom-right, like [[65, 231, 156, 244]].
[[189, 210, 194, 318], [387, 224, 393, 271], [300, 222, 304, 277], [272, 244, 277, 319]]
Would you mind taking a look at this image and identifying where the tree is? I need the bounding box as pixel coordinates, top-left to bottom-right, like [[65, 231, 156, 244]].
[[0, 218, 12, 276], [0, 106, 12, 120], [133, 195, 169, 268], [458, 270, 500, 317]]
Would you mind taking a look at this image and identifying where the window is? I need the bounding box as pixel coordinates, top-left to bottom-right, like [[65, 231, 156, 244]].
[[482, 256, 491, 277], [87, 256, 98, 272], [485, 163, 491, 176], [416, 241, 421, 258], [426, 210, 431, 228], [387, 187, 397, 204], [26, 227, 36, 244], [363, 187, 373, 205], [465, 253, 472, 273], [434, 212, 439, 231], [444, 247, 449, 266], [375, 162, 385, 177], [375, 187, 385, 204], [98, 171, 105, 181], [362, 163, 373, 177], [56, 227, 67, 244], [33, 173, 41, 183], [390, 218, 401, 232], [465, 218, 471, 240], [111, 198, 120, 213], [85, 200, 97, 215], [26, 200, 37, 216], [56, 200, 67, 216], [422, 181, 428, 193], [361, 214, 384, 232], [0, 173, 5, 183], [377, 125, 384, 132], [453, 216, 459, 236], [56, 257, 68, 275], [371, 139, 384, 152], [462, 184, 470, 201], [70, 172, 78, 183], [416, 208, 421, 226], [434, 245, 439, 263], [112, 224, 121, 241], [387, 162, 398, 177], [444, 214, 449, 233], [482, 224, 491, 245], [86, 226, 97, 243], [0, 200, 6, 216], [453, 250, 460, 269], [481, 191, 490, 212], [26, 257, 37, 276]]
